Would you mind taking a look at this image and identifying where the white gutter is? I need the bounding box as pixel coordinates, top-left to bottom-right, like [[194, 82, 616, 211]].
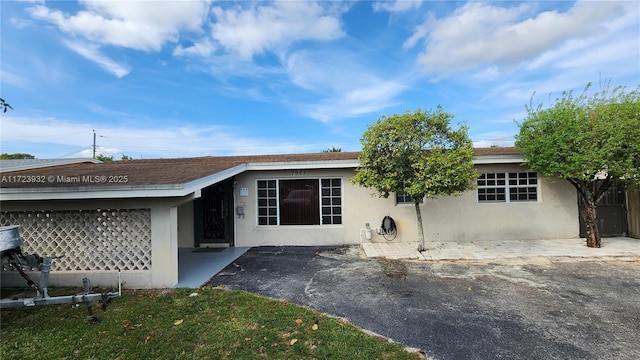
[[245, 159, 360, 171], [473, 154, 525, 165]]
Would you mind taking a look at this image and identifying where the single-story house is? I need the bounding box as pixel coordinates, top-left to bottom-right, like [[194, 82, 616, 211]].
[[0, 147, 631, 288]]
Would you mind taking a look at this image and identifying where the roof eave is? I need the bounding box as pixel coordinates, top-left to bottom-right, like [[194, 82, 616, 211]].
[[246, 159, 360, 171], [0, 185, 188, 201], [0, 155, 524, 201], [0, 163, 249, 201], [473, 154, 525, 164]]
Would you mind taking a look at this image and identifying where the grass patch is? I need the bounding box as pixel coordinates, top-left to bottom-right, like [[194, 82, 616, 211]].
[[1, 287, 422, 359]]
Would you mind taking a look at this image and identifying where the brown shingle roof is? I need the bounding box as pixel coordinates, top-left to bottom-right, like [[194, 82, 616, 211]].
[[0, 147, 520, 189], [473, 146, 521, 156]]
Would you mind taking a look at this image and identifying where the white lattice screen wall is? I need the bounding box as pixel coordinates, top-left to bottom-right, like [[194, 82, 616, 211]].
[[1, 209, 151, 271]]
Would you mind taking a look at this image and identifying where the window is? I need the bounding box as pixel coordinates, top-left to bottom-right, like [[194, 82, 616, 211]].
[[508, 172, 538, 202], [395, 193, 423, 204], [257, 178, 342, 226], [257, 180, 277, 225], [321, 179, 342, 225], [477, 173, 506, 202], [477, 172, 538, 203]]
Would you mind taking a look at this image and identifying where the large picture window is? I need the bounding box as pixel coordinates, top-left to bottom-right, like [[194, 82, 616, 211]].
[[477, 172, 538, 203], [257, 178, 342, 226]]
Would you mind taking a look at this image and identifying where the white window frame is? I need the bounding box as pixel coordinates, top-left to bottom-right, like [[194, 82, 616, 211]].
[[477, 172, 539, 203], [395, 193, 423, 205], [256, 178, 343, 226]]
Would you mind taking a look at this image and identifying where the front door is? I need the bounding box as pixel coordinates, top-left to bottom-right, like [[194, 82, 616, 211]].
[[579, 182, 628, 237], [194, 180, 234, 247]]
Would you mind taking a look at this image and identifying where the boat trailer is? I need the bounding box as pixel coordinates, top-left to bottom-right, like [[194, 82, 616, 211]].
[[1, 225, 120, 322]]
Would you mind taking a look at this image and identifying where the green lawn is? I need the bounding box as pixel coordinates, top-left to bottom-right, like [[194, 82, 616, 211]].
[[1, 287, 423, 359]]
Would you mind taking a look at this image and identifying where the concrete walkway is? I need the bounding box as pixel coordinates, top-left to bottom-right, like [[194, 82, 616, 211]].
[[176, 247, 251, 288], [362, 237, 640, 261]]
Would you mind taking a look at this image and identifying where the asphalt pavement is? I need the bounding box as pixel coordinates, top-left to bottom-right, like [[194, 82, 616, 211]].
[[208, 246, 640, 360]]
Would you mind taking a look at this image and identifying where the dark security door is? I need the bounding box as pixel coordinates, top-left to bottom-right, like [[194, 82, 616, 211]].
[[194, 180, 234, 246], [579, 182, 628, 237]]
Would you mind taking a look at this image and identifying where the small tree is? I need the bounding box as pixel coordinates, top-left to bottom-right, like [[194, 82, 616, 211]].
[[352, 107, 478, 251], [1, 153, 35, 160], [516, 82, 640, 248], [322, 147, 342, 153], [96, 154, 114, 162]]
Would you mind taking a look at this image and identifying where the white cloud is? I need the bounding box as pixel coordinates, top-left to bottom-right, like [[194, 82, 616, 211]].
[[285, 50, 407, 122], [471, 131, 516, 148], [9, 17, 34, 29], [286, 51, 367, 92], [373, 0, 422, 13], [521, 3, 639, 77], [306, 81, 406, 122], [0, 115, 323, 158], [403, 12, 436, 49], [407, 0, 630, 76], [210, 1, 345, 59], [0, 70, 30, 89], [26, 1, 210, 76], [173, 39, 216, 57], [63, 40, 131, 78], [28, 1, 210, 52]]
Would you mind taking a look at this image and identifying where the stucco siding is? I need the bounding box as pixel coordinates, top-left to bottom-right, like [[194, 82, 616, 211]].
[[233, 169, 356, 247], [150, 206, 178, 287], [177, 201, 194, 248], [233, 165, 579, 247], [1, 197, 185, 288]]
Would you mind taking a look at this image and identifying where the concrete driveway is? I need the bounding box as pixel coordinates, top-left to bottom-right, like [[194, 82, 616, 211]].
[[209, 246, 640, 360]]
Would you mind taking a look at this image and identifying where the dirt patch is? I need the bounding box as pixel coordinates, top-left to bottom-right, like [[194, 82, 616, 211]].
[[379, 260, 408, 279]]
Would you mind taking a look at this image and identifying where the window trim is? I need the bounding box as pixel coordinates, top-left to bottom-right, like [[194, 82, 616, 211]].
[[477, 171, 539, 203], [395, 193, 423, 205], [256, 177, 343, 226]]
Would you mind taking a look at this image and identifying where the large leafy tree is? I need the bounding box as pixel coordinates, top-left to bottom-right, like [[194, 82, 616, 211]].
[[516, 82, 640, 248], [352, 107, 478, 251]]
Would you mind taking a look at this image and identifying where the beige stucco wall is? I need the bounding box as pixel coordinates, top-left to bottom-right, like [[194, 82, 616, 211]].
[[233, 164, 579, 247], [177, 201, 194, 248], [1, 196, 190, 288], [398, 164, 579, 242]]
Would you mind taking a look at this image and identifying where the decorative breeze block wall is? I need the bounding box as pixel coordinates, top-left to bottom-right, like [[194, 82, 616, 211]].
[[1, 209, 151, 271]]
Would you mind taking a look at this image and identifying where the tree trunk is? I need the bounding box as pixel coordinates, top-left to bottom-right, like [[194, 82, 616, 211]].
[[415, 201, 426, 252], [571, 179, 607, 249], [581, 199, 601, 248]]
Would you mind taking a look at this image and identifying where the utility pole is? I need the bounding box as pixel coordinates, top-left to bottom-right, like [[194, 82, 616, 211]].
[[93, 130, 106, 159]]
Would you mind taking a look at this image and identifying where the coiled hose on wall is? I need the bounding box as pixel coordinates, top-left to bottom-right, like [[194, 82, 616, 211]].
[[380, 215, 397, 241]]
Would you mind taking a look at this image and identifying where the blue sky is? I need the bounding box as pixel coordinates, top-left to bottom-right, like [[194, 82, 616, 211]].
[[1, 0, 638, 159]]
